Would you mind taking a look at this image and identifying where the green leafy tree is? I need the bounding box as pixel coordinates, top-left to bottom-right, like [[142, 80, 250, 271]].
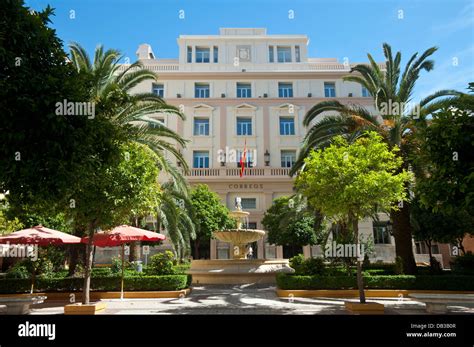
[[70, 142, 161, 304], [0, 1, 96, 211], [292, 43, 463, 274], [297, 131, 412, 303], [411, 199, 473, 263], [189, 184, 234, 259], [414, 89, 474, 218], [262, 195, 321, 257]]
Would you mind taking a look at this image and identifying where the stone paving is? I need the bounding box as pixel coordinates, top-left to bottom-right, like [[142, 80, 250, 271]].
[[6, 284, 474, 315]]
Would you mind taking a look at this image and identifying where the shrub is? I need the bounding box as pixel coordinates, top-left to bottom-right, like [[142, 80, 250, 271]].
[[91, 267, 113, 277], [173, 264, 191, 275], [0, 275, 189, 294], [394, 256, 404, 275], [302, 257, 325, 276], [289, 254, 305, 274], [111, 256, 131, 274], [451, 252, 474, 274], [362, 254, 371, 268], [429, 257, 442, 274], [148, 251, 176, 275], [5, 261, 30, 279], [276, 273, 474, 291]]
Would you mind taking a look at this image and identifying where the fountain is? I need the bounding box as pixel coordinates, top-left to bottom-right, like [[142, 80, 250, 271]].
[[213, 197, 266, 259], [188, 197, 294, 284]]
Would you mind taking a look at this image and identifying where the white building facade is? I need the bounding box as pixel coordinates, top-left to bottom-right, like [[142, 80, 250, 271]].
[[124, 28, 436, 264]]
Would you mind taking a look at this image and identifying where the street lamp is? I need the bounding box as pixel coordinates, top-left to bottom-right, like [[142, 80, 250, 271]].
[[264, 150, 270, 166], [220, 153, 226, 167], [386, 220, 393, 235]]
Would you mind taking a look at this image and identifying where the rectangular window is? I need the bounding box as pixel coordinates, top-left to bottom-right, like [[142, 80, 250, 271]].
[[237, 83, 252, 98], [246, 222, 257, 229], [195, 83, 210, 98], [281, 150, 296, 168], [152, 83, 164, 98], [373, 222, 391, 244], [195, 47, 210, 63], [213, 46, 218, 63], [362, 86, 371, 97], [237, 149, 254, 167], [280, 117, 295, 135], [193, 151, 209, 168], [241, 198, 257, 209], [277, 46, 292, 63], [324, 82, 336, 97], [236, 117, 252, 136], [295, 46, 301, 62], [151, 117, 164, 129], [269, 45, 274, 63], [193, 118, 209, 136], [278, 82, 293, 98], [187, 46, 192, 63]]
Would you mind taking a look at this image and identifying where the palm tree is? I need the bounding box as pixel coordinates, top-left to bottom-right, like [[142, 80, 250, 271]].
[[156, 182, 196, 261], [68, 43, 189, 191], [291, 43, 463, 274]]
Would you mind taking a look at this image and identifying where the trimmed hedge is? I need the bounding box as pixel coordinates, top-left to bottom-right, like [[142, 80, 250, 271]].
[[276, 273, 474, 291], [0, 275, 189, 294]]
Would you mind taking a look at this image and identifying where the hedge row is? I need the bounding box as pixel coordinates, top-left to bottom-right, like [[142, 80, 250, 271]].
[[0, 275, 190, 294], [276, 274, 474, 291]]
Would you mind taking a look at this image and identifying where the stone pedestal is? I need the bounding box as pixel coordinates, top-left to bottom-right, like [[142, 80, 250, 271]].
[[188, 259, 294, 284]]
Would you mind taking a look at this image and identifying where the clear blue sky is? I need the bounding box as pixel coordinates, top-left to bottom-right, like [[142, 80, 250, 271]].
[[26, 0, 474, 102]]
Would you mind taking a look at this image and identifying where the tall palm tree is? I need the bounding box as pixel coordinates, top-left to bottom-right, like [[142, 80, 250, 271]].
[[291, 43, 463, 274], [156, 182, 196, 261], [68, 43, 189, 191]]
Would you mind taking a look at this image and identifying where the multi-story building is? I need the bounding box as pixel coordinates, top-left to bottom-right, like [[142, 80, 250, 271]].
[[122, 28, 448, 265]]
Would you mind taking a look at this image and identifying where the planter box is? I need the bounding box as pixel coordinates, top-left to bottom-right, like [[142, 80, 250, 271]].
[[345, 301, 384, 313], [64, 302, 106, 315]]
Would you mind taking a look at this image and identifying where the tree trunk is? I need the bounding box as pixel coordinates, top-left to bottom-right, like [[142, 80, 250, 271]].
[[351, 214, 365, 304], [68, 245, 79, 277], [129, 241, 140, 262], [82, 221, 95, 305], [194, 240, 200, 260], [391, 202, 417, 274], [426, 240, 433, 261]]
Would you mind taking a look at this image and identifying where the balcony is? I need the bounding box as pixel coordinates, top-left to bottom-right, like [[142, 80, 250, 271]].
[[117, 61, 385, 74], [185, 167, 292, 179]]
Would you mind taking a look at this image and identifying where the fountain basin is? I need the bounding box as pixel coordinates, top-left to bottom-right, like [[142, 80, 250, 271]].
[[188, 259, 294, 284], [213, 229, 266, 259], [213, 229, 265, 245]]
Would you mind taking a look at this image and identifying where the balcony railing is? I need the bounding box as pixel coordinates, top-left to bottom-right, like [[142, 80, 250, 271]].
[[185, 167, 292, 178], [117, 62, 385, 74]]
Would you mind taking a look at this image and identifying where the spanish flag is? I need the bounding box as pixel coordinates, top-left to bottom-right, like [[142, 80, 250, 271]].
[[240, 139, 247, 178]]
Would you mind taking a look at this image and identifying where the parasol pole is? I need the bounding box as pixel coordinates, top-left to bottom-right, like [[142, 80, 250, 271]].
[[120, 243, 125, 300]]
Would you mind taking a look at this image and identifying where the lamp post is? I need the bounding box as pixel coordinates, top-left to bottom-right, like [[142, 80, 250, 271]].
[[264, 150, 270, 166]]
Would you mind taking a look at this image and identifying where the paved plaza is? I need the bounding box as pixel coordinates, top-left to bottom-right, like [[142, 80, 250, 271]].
[[5, 285, 473, 315]]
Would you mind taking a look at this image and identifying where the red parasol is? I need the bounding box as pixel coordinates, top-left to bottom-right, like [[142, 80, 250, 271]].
[[0, 225, 81, 293], [81, 225, 165, 299], [0, 225, 81, 245], [81, 225, 165, 247]]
